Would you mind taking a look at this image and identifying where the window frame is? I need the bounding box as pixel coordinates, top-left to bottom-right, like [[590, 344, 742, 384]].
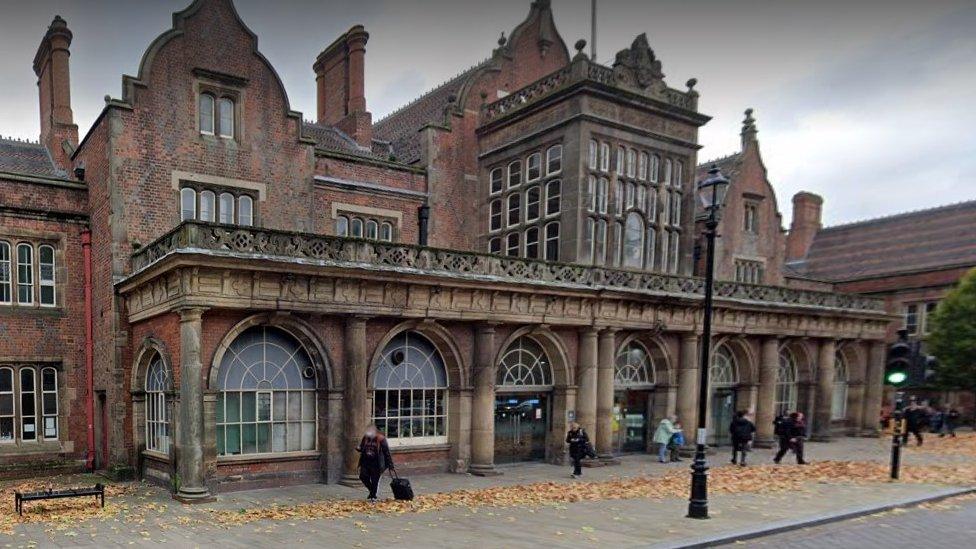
[[599, 142, 610, 172], [546, 145, 562, 176], [524, 226, 540, 259], [526, 152, 542, 182], [198, 93, 215, 135], [525, 185, 541, 222], [507, 160, 522, 189], [638, 152, 648, 181], [0, 241, 10, 305], [507, 193, 521, 227], [38, 245, 55, 307], [489, 167, 504, 195], [217, 97, 235, 139], [626, 148, 636, 178], [505, 232, 520, 257], [545, 180, 561, 217], [16, 243, 33, 306], [904, 304, 919, 335], [544, 222, 560, 261], [199, 190, 216, 222]]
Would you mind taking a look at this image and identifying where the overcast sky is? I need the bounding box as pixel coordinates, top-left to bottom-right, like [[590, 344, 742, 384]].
[[1, 0, 973, 226]]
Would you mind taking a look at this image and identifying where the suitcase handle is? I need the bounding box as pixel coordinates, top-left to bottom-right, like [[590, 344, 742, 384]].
[[388, 468, 399, 480]]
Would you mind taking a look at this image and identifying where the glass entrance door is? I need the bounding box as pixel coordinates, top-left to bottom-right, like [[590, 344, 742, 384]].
[[613, 390, 649, 453], [494, 394, 549, 464], [710, 389, 736, 446]]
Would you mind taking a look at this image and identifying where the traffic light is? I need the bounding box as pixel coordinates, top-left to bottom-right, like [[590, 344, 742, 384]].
[[885, 330, 912, 386]]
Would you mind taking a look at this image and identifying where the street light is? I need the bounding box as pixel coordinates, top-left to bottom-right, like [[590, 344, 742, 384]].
[[688, 164, 731, 520]]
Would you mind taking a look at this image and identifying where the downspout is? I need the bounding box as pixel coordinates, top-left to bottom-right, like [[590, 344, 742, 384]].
[[82, 229, 95, 471]]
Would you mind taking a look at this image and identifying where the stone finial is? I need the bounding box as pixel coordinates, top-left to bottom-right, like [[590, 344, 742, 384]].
[[741, 108, 758, 146], [498, 32, 506, 47], [574, 39, 587, 55], [686, 78, 697, 92]]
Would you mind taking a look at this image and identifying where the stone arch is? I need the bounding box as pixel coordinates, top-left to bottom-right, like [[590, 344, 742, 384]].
[[836, 341, 865, 382], [779, 339, 817, 384], [711, 336, 756, 385], [614, 332, 675, 387], [208, 313, 333, 391], [132, 336, 175, 393], [493, 325, 573, 388], [366, 320, 467, 389], [130, 336, 177, 480]]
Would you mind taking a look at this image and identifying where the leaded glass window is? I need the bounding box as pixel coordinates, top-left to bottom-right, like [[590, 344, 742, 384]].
[[831, 354, 849, 420], [145, 357, 170, 453], [216, 326, 317, 456], [372, 332, 448, 444], [614, 341, 655, 388], [776, 349, 799, 415], [497, 337, 553, 388], [710, 345, 738, 387]]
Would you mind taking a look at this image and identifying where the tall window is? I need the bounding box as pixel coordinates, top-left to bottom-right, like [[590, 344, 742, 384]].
[[650, 155, 660, 183], [180, 188, 196, 221], [19, 369, 35, 441], [831, 354, 849, 420], [497, 337, 553, 388], [365, 220, 378, 240], [145, 357, 170, 453], [219, 193, 234, 223], [506, 233, 520, 257], [588, 140, 598, 170], [380, 222, 393, 242], [216, 326, 317, 456], [218, 98, 235, 138], [669, 231, 680, 273], [659, 231, 669, 272], [38, 245, 55, 307], [544, 222, 560, 261], [776, 349, 799, 415], [614, 181, 624, 214], [595, 219, 607, 264], [16, 244, 32, 305], [490, 168, 503, 194], [546, 145, 562, 175], [923, 302, 938, 335], [545, 180, 561, 216], [596, 178, 608, 214], [623, 213, 644, 268], [638, 152, 648, 180], [525, 186, 541, 222], [625, 182, 635, 209], [674, 161, 683, 188], [661, 192, 671, 225], [199, 94, 215, 135], [524, 226, 540, 258], [600, 142, 610, 172], [507, 160, 521, 188], [613, 222, 623, 266], [710, 345, 738, 387], [0, 242, 10, 304], [373, 332, 448, 445], [351, 218, 363, 237], [616, 146, 625, 174], [615, 341, 655, 388], [526, 153, 541, 181], [489, 199, 502, 231], [626, 148, 636, 178], [903, 304, 918, 335], [645, 226, 656, 269], [636, 185, 646, 212], [587, 176, 596, 213], [238, 196, 253, 226], [647, 190, 657, 222], [670, 191, 682, 225], [663, 159, 673, 186], [0, 368, 12, 442], [507, 194, 521, 227], [43, 367, 59, 439], [199, 190, 216, 222], [744, 203, 758, 233], [336, 216, 349, 236]]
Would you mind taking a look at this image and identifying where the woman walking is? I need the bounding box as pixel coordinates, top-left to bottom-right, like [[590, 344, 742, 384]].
[[355, 424, 395, 502], [653, 415, 677, 464], [565, 422, 590, 478]]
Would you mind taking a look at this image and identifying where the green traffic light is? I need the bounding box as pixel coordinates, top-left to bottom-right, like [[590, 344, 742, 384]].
[[887, 371, 907, 384]]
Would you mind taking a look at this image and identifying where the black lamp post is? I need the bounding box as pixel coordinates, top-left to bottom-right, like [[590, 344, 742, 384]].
[[687, 164, 731, 520]]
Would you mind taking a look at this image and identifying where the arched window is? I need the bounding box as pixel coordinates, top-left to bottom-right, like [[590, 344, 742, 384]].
[[497, 337, 553, 388], [588, 140, 598, 170], [199, 190, 216, 222], [0, 241, 10, 304], [615, 341, 655, 388], [41, 367, 58, 439], [145, 357, 170, 453], [372, 332, 447, 444], [545, 180, 561, 216], [507, 160, 521, 188], [524, 227, 540, 259], [16, 244, 33, 305], [623, 213, 644, 268], [0, 368, 11, 441], [526, 152, 541, 181], [710, 345, 738, 387], [507, 194, 521, 227], [489, 237, 501, 254], [525, 186, 540, 222], [219, 192, 235, 224], [616, 145, 625, 174], [38, 245, 55, 307], [237, 195, 253, 226], [674, 161, 684, 188], [365, 219, 378, 240], [650, 154, 660, 183], [600, 142, 610, 172], [336, 215, 349, 236], [380, 222, 393, 242], [218, 97, 234, 138], [776, 349, 799, 415], [199, 94, 215, 134], [489, 199, 502, 231], [627, 148, 636, 178], [544, 222, 560, 261], [20, 369, 36, 441], [831, 354, 849, 420], [351, 217, 364, 238], [671, 191, 682, 225], [505, 232, 520, 257], [216, 326, 317, 455], [180, 188, 196, 221], [587, 176, 596, 213], [546, 145, 562, 175], [489, 167, 503, 194]]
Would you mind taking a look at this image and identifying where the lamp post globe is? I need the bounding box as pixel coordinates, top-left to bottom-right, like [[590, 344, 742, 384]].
[[687, 164, 731, 520]]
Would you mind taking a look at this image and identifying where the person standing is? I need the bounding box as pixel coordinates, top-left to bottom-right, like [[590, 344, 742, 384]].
[[653, 415, 677, 464], [565, 422, 590, 478], [944, 407, 961, 437], [902, 398, 927, 446], [729, 410, 756, 466], [356, 424, 394, 502], [668, 421, 685, 462]]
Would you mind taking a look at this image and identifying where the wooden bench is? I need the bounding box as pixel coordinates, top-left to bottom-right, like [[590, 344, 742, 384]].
[[14, 484, 105, 516]]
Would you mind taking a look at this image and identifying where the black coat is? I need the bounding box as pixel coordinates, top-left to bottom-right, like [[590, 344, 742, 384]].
[[357, 435, 394, 472], [774, 417, 804, 439], [904, 406, 928, 429], [566, 428, 589, 459], [729, 417, 756, 442]]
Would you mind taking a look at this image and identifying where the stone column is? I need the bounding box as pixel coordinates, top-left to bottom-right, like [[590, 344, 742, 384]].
[[596, 329, 618, 461], [754, 337, 779, 447], [812, 339, 836, 441], [340, 316, 369, 487], [676, 333, 699, 447], [861, 341, 886, 436], [576, 328, 599, 438], [845, 345, 867, 436], [175, 307, 210, 502], [469, 324, 501, 476]]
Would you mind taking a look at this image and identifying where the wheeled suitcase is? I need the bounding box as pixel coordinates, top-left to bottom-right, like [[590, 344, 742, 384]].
[[389, 469, 414, 501]]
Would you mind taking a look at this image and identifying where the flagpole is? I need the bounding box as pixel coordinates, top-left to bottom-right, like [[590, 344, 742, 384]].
[[591, 0, 597, 60]]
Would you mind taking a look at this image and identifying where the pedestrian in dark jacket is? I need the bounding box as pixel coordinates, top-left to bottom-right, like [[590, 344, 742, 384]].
[[773, 412, 807, 464], [566, 422, 590, 478], [902, 399, 927, 446], [729, 411, 756, 466], [356, 424, 395, 502], [943, 407, 961, 437], [930, 408, 945, 434]]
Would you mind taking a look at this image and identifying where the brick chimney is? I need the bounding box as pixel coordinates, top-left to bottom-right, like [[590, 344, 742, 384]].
[[786, 192, 824, 261], [33, 15, 78, 172], [313, 25, 372, 147]]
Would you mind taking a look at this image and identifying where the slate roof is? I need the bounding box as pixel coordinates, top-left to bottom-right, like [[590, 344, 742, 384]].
[[302, 122, 389, 161], [795, 200, 976, 281], [696, 152, 743, 182], [0, 137, 65, 178], [371, 62, 486, 165]]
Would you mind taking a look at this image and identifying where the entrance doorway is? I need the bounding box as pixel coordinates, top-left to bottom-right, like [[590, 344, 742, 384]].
[[613, 390, 650, 453], [494, 394, 549, 464], [710, 389, 736, 446]]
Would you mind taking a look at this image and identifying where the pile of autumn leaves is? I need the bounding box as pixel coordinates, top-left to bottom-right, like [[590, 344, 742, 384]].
[[0, 433, 974, 533]]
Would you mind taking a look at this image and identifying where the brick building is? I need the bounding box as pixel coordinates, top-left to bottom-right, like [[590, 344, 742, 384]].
[[0, 0, 893, 499]]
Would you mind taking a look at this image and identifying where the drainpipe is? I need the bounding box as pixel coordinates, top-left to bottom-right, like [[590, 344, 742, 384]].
[[418, 204, 430, 247], [82, 229, 95, 471]]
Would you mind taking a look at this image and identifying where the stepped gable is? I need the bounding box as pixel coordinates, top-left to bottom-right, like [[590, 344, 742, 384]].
[[797, 200, 976, 281], [0, 137, 66, 178]]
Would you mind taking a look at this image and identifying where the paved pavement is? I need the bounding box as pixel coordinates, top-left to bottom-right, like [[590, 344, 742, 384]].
[[736, 493, 976, 548], [0, 433, 972, 548]]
